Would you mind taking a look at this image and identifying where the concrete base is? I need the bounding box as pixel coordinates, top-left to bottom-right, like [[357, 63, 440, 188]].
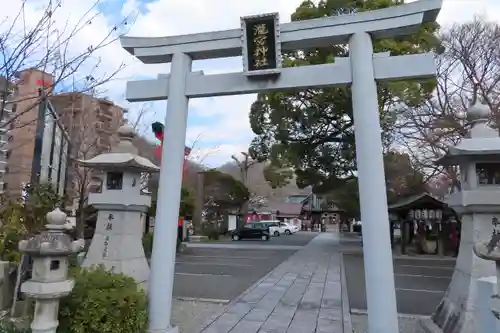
[[0, 261, 13, 310], [83, 209, 150, 285], [419, 317, 444, 333], [428, 213, 496, 333], [148, 325, 179, 333]]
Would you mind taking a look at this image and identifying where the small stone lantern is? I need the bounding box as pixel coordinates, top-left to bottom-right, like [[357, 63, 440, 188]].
[[18, 208, 85, 333]]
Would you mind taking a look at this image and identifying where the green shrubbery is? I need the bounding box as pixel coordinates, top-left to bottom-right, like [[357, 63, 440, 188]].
[[0, 318, 30, 333], [58, 266, 148, 333]]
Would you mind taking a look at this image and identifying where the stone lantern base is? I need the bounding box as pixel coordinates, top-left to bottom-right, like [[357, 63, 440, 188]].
[[82, 209, 150, 287], [420, 213, 496, 333]]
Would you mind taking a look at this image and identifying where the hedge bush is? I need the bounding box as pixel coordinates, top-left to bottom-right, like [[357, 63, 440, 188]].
[[0, 318, 30, 333], [58, 266, 148, 333]]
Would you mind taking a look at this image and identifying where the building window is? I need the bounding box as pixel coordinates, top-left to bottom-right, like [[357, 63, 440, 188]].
[[106, 172, 123, 190]]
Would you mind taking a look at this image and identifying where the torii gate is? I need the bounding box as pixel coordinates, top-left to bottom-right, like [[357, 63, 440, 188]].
[[121, 1, 442, 332]]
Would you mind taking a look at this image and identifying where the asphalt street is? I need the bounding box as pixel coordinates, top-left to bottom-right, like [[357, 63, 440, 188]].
[[173, 232, 318, 302], [214, 231, 319, 247], [343, 252, 455, 316]]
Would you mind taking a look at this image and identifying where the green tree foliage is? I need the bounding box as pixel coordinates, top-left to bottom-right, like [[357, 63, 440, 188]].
[[249, 0, 440, 193], [384, 151, 427, 204], [325, 151, 427, 218], [262, 163, 294, 189], [0, 183, 65, 263], [179, 186, 195, 217], [203, 169, 250, 213], [149, 185, 195, 218]]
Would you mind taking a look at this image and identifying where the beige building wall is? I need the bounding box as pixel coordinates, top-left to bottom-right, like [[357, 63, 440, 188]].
[[51, 93, 124, 211], [3, 69, 124, 200], [3, 69, 54, 197]]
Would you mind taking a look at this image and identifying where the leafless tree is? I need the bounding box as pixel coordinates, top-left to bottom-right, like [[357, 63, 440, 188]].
[[0, 0, 137, 130], [394, 17, 500, 185]]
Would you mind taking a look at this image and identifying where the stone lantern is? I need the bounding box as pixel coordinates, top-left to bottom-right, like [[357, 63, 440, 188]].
[[424, 96, 500, 333], [18, 208, 85, 333], [78, 124, 159, 287]]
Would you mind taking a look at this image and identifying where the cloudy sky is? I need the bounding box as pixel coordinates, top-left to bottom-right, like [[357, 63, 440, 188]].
[[3, 0, 499, 166]]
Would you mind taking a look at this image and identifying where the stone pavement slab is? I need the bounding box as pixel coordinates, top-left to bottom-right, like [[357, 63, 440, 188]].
[[199, 233, 348, 333]]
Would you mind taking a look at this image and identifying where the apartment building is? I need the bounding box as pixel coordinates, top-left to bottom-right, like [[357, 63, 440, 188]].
[[51, 92, 125, 208], [2, 69, 71, 197], [1, 69, 124, 200], [0, 77, 15, 193]]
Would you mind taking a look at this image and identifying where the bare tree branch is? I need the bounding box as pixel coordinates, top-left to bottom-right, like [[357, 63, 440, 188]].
[[394, 17, 499, 190], [0, 0, 137, 130]]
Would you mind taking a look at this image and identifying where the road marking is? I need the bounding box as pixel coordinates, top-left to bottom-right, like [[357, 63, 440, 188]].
[[175, 272, 232, 277], [396, 287, 445, 294], [186, 243, 303, 250], [179, 255, 269, 260], [351, 308, 431, 319], [395, 273, 452, 279], [174, 296, 231, 304], [176, 261, 253, 267], [393, 255, 457, 262], [398, 264, 454, 270]]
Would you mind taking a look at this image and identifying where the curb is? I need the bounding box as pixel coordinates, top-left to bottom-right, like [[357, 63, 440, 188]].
[[340, 254, 354, 333], [350, 308, 431, 320], [392, 255, 457, 261], [174, 296, 230, 304], [419, 317, 443, 333]]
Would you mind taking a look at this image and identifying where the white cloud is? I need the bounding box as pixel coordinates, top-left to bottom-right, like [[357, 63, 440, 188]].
[[3, 0, 500, 167]]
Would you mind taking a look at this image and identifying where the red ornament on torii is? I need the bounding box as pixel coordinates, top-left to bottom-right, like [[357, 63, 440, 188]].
[[151, 122, 191, 179]]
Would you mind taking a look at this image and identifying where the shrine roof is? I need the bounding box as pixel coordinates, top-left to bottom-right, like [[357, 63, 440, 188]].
[[388, 192, 447, 211]]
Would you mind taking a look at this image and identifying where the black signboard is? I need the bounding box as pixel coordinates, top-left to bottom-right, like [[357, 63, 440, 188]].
[[242, 14, 279, 73]]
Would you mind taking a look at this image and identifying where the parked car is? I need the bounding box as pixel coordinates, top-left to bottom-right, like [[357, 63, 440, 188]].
[[269, 222, 300, 236], [353, 220, 362, 233], [231, 222, 271, 241], [254, 220, 280, 236]]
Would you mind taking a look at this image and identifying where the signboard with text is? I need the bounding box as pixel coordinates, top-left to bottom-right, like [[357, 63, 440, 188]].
[[241, 13, 281, 77]]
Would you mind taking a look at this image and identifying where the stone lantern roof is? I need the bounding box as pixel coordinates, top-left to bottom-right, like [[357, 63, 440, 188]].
[[19, 208, 84, 257], [77, 124, 160, 172], [436, 95, 499, 166]]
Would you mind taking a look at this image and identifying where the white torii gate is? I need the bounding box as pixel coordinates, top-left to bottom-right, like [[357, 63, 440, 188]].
[[121, 1, 442, 332]]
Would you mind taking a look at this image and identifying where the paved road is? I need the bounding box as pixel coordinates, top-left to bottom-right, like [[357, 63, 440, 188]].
[[343, 253, 455, 316], [214, 231, 319, 247], [173, 233, 318, 302]]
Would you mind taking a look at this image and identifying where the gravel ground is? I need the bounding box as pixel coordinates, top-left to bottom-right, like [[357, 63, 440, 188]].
[[351, 314, 427, 333], [171, 299, 225, 333]]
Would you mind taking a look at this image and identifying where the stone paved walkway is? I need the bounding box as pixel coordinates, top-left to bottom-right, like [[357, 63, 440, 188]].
[[199, 232, 347, 333]]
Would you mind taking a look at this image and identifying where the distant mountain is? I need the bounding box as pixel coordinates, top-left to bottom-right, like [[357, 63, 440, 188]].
[[218, 161, 310, 201], [132, 135, 204, 194], [133, 136, 306, 201]]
